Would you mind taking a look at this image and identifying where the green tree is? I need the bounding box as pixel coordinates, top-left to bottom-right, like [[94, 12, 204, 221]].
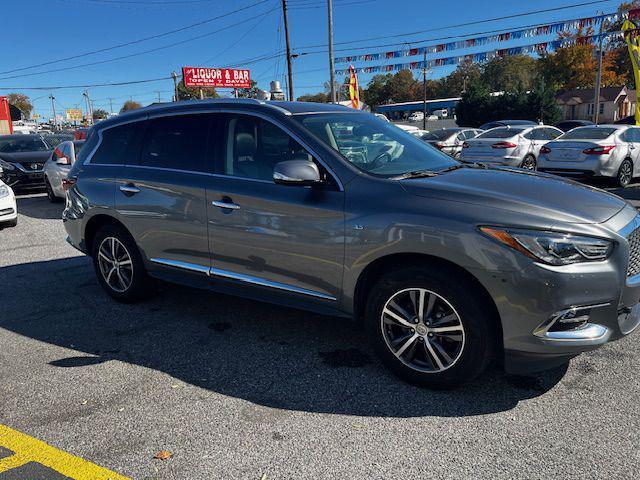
[[362, 73, 393, 108], [92, 108, 109, 120], [526, 78, 561, 124], [455, 80, 492, 127], [297, 92, 329, 103], [385, 70, 418, 103], [120, 100, 143, 113], [439, 62, 482, 97], [237, 80, 260, 98], [7, 93, 33, 119], [481, 55, 537, 92], [176, 79, 219, 101]]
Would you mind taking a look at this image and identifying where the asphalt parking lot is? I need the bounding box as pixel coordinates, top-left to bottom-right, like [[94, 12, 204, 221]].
[[1, 187, 639, 479]]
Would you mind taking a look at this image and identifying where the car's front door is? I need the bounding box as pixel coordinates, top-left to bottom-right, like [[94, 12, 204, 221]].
[[114, 114, 213, 272], [204, 112, 345, 303]]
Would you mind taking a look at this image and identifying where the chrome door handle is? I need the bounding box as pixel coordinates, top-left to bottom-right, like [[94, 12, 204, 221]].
[[119, 184, 141, 195], [212, 200, 240, 210]]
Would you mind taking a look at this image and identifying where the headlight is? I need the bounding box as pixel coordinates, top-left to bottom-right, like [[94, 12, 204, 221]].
[[0, 184, 9, 198], [480, 227, 613, 265], [0, 159, 15, 171]]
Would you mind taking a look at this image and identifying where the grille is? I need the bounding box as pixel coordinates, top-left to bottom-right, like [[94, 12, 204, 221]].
[[628, 226, 640, 277]]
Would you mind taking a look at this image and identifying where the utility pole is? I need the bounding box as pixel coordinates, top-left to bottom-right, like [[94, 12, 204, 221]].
[[155, 91, 162, 103], [107, 97, 114, 114], [593, 14, 606, 125], [282, 0, 294, 101], [422, 51, 428, 131], [327, 0, 336, 103], [49, 94, 57, 131], [172, 71, 179, 101], [83, 90, 93, 125]]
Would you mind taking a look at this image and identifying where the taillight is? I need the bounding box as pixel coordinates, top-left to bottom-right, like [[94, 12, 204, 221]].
[[435, 142, 445, 150], [583, 145, 616, 155], [61, 178, 77, 191], [491, 141, 517, 149], [462, 141, 470, 148], [540, 146, 551, 154]]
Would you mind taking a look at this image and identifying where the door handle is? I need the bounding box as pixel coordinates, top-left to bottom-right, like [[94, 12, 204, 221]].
[[119, 184, 141, 195], [212, 200, 240, 210]]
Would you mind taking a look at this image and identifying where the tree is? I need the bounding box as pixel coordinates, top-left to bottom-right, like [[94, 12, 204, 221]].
[[362, 74, 393, 108], [481, 55, 537, 92], [526, 77, 561, 124], [604, 1, 640, 88], [176, 79, 219, 101], [92, 108, 109, 120], [438, 62, 482, 97], [237, 80, 260, 98], [7, 93, 33, 119], [120, 100, 142, 113], [455, 80, 493, 127], [297, 92, 329, 103], [385, 70, 419, 103]]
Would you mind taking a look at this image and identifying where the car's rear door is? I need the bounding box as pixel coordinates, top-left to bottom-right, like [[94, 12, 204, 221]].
[[204, 111, 345, 305], [114, 113, 213, 274]]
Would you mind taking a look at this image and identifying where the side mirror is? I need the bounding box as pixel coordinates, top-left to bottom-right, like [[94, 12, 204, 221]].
[[57, 157, 71, 166], [273, 160, 321, 186]]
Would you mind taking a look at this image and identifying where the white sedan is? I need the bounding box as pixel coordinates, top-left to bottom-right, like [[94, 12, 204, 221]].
[[461, 125, 563, 170], [0, 179, 17, 228], [43, 140, 84, 202]]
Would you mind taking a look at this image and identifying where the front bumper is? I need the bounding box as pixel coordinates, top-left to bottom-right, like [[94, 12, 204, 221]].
[[2, 168, 45, 190], [472, 205, 640, 374], [0, 191, 17, 223]]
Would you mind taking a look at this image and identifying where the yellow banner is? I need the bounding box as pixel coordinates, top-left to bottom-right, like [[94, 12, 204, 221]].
[[622, 16, 640, 125], [349, 65, 360, 110]]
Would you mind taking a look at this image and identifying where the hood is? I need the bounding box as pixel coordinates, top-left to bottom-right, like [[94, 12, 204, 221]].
[[0, 151, 52, 164], [400, 166, 627, 224]]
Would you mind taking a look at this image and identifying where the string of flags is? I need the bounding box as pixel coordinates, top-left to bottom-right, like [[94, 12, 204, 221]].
[[335, 31, 623, 76], [334, 12, 621, 68]]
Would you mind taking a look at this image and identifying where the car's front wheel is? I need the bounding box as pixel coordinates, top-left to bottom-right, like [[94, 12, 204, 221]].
[[92, 224, 155, 302], [365, 267, 494, 388]]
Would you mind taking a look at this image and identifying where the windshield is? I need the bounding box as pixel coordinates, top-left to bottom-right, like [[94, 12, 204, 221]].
[[295, 113, 457, 176], [0, 137, 50, 153], [476, 127, 524, 139], [560, 127, 617, 140]]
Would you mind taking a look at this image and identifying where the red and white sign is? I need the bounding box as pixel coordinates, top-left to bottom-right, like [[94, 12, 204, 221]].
[[182, 67, 251, 89]]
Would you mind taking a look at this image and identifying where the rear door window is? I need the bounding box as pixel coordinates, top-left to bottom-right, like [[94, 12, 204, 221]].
[[91, 122, 143, 165], [140, 114, 210, 172]]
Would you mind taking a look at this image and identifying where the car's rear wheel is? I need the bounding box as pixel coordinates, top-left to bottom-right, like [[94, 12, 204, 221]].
[[617, 159, 633, 188], [521, 154, 537, 171], [365, 267, 494, 388], [45, 177, 62, 203], [92, 224, 155, 302]]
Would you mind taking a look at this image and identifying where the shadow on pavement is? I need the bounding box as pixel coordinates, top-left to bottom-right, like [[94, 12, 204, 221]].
[[14, 194, 64, 220], [0, 256, 567, 418]]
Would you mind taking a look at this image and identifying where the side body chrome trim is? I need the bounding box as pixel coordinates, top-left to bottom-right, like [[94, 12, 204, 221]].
[[149, 258, 336, 301]]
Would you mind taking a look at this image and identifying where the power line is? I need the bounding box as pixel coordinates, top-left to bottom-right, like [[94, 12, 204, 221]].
[[0, 0, 272, 76], [0, 8, 278, 81], [295, 0, 617, 49]]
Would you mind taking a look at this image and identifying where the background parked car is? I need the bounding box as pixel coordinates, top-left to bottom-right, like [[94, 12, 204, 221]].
[[0, 135, 52, 191], [478, 119, 537, 131], [461, 125, 562, 169], [0, 179, 17, 228], [395, 124, 419, 132], [408, 112, 424, 122], [42, 133, 74, 148], [409, 129, 432, 140], [554, 119, 594, 132], [538, 125, 640, 187], [418, 128, 483, 158], [44, 140, 84, 202]]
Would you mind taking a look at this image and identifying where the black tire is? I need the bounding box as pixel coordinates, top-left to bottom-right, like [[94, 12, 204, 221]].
[[521, 154, 537, 171], [45, 177, 62, 203], [365, 266, 495, 389], [91, 224, 155, 303], [3, 218, 17, 228], [617, 158, 633, 188]]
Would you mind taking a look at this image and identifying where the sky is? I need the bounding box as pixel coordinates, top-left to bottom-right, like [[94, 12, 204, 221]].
[[0, 0, 627, 119]]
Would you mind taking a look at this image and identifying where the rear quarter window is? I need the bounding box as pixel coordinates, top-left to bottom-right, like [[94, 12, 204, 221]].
[[91, 122, 143, 165]]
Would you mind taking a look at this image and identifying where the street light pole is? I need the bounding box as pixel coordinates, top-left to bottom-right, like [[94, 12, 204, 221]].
[[327, 0, 336, 103], [49, 94, 57, 131], [593, 14, 606, 125], [171, 71, 179, 102], [422, 51, 427, 131], [282, 0, 294, 101]]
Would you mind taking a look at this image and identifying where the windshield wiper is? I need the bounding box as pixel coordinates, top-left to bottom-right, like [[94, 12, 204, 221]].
[[393, 170, 439, 180]]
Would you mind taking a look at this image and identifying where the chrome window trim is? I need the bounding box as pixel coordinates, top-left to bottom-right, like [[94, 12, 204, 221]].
[[83, 115, 149, 167], [149, 257, 336, 301]]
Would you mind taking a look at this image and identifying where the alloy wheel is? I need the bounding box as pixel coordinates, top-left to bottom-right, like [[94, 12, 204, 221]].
[[521, 156, 536, 170], [619, 161, 632, 187], [380, 288, 465, 373], [97, 237, 134, 293]]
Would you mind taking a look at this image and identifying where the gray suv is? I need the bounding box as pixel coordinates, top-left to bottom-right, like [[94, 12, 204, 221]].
[[63, 99, 640, 388]]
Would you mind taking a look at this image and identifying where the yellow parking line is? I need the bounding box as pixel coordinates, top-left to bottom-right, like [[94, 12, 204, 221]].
[[0, 424, 129, 479]]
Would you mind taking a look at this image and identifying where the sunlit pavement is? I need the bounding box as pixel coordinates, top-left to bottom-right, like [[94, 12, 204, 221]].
[[0, 189, 639, 479]]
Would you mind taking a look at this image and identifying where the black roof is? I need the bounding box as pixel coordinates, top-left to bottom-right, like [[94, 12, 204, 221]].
[[96, 99, 354, 130]]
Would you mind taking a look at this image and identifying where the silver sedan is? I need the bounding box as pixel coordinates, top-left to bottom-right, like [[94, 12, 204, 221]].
[[43, 140, 84, 202], [538, 125, 640, 187], [415, 128, 483, 158]]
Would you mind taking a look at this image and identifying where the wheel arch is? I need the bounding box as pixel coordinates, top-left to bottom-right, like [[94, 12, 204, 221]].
[[352, 253, 503, 351], [84, 214, 129, 254]]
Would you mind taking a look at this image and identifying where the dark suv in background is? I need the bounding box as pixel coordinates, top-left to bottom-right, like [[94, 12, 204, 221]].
[[63, 99, 640, 388]]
